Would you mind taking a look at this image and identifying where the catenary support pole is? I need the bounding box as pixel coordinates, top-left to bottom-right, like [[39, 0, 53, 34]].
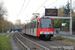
[[70, 0, 72, 34]]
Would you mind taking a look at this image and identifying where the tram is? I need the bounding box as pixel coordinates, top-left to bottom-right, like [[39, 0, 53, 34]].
[[23, 17, 54, 40]]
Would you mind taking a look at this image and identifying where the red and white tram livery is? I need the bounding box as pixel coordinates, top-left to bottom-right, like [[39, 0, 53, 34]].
[[23, 17, 54, 40]]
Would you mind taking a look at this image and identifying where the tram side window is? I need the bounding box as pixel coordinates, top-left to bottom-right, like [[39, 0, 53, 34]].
[[31, 23, 33, 28], [26, 24, 28, 29], [25, 26, 26, 29], [29, 23, 30, 29], [28, 24, 30, 29], [29, 23, 31, 32], [33, 22, 34, 32], [27, 24, 28, 29], [29, 23, 31, 29], [37, 21, 39, 28], [34, 22, 36, 28]]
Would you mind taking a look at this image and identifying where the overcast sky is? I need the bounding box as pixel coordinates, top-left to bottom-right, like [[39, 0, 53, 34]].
[[2, 0, 75, 24]]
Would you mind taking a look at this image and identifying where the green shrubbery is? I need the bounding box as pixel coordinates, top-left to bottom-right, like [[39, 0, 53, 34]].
[[52, 36, 75, 43], [0, 33, 12, 50]]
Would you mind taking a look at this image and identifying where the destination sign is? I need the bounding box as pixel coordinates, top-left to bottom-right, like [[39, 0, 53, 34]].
[[45, 9, 58, 16]]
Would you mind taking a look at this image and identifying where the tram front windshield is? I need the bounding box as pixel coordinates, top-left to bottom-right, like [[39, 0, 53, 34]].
[[41, 18, 52, 28]]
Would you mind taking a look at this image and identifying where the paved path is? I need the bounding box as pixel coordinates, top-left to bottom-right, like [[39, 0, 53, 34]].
[[0, 33, 6, 35], [10, 34, 20, 50], [54, 31, 75, 39]]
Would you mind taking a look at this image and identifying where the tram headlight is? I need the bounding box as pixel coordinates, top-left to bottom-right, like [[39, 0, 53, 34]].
[[50, 32, 53, 34], [40, 32, 43, 34], [40, 32, 53, 34]]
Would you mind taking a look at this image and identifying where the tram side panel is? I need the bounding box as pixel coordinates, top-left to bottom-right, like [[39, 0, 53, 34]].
[[26, 22, 37, 36]]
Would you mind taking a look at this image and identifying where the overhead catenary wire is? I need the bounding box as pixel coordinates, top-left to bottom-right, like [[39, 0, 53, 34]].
[[47, 0, 57, 7], [18, 0, 57, 17], [35, 0, 47, 12], [20, 0, 30, 16], [39, 0, 57, 12], [18, 0, 26, 17]]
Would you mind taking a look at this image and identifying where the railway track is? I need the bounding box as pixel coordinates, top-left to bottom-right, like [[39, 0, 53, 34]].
[[13, 33, 75, 50], [14, 33, 49, 50]]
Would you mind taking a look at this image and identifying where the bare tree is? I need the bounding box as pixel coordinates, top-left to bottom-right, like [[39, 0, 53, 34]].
[[0, 2, 7, 20], [0, 1, 8, 32]]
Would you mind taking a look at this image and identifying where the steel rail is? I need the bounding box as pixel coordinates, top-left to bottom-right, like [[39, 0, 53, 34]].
[[19, 33, 50, 50], [15, 34, 30, 50]]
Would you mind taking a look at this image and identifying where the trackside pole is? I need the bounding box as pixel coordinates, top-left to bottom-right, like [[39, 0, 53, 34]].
[[70, 18, 72, 35], [70, 0, 72, 35]]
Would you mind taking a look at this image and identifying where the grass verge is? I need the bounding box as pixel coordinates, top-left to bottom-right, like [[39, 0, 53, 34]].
[[0, 33, 13, 50], [52, 36, 75, 44]]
